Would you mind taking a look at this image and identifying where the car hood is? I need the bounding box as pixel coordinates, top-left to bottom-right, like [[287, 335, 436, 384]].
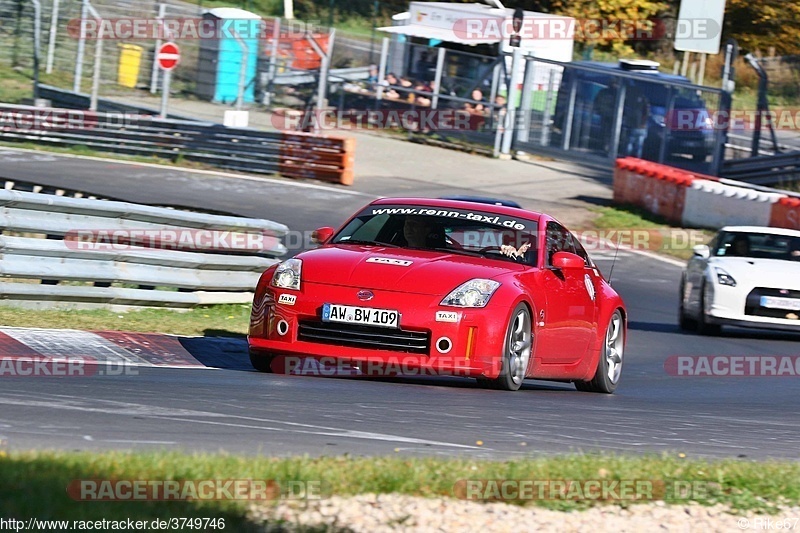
[[709, 257, 800, 289], [297, 245, 523, 295]]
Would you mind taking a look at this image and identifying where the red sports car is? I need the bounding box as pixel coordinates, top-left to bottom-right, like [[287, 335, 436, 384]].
[[249, 197, 627, 392]]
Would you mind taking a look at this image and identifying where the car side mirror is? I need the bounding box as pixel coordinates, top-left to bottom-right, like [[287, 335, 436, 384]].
[[693, 244, 710, 259], [311, 226, 334, 244], [552, 251, 585, 270]]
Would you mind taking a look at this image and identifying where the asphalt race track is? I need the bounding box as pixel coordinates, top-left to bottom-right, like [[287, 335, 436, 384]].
[[1, 149, 799, 460]]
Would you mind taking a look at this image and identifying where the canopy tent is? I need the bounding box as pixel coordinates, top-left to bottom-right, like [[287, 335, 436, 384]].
[[376, 24, 502, 46]]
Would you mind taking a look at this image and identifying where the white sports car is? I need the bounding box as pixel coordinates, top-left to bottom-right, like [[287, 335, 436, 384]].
[[679, 226, 800, 334]]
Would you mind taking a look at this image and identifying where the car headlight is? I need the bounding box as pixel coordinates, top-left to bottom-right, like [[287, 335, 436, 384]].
[[272, 258, 302, 290], [714, 267, 736, 287], [441, 279, 500, 308]]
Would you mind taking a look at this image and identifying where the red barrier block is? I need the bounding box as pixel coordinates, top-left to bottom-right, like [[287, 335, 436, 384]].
[[279, 133, 355, 185], [612, 157, 696, 224], [769, 196, 800, 230]]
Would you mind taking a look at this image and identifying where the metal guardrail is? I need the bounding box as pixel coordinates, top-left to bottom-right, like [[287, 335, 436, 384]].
[[36, 85, 199, 121], [0, 188, 288, 309], [724, 132, 797, 159], [0, 103, 356, 185], [720, 150, 800, 186]]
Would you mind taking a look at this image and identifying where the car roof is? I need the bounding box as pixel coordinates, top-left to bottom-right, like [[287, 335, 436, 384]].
[[370, 197, 542, 220], [438, 195, 522, 208], [720, 226, 800, 237], [570, 61, 691, 84]]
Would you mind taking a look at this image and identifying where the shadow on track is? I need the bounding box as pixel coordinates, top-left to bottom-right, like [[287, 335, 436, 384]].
[[177, 336, 251, 371], [174, 336, 583, 392], [628, 321, 680, 334]]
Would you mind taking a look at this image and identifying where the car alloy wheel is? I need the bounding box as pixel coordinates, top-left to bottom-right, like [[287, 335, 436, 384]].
[[575, 309, 624, 393], [479, 303, 532, 391]]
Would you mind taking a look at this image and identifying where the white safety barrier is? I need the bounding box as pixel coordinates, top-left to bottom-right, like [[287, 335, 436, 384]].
[[682, 180, 784, 228], [0, 189, 288, 309], [614, 158, 800, 231]]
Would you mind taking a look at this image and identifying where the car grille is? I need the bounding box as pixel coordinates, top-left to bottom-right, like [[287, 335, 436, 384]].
[[297, 321, 430, 354], [745, 288, 800, 319]]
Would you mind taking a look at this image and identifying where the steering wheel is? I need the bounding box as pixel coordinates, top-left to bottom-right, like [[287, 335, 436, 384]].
[[477, 246, 504, 257]]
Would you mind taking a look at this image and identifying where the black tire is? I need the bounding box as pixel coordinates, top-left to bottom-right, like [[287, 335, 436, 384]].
[[575, 309, 624, 394], [678, 277, 698, 331], [249, 349, 276, 373], [696, 283, 722, 336], [479, 303, 532, 392]]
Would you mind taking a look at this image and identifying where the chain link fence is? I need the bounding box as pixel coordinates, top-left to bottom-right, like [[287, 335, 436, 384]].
[[1, 1, 770, 177], [0, 0, 359, 110], [513, 56, 727, 174], [325, 37, 729, 172], [0, 0, 203, 100]]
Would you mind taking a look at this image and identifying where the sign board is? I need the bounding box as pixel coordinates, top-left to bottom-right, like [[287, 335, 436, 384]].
[[157, 42, 180, 71], [674, 0, 726, 54]]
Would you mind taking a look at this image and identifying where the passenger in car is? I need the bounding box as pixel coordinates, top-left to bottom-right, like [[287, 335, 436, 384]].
[[727, 235, 751, 257], [788, 239, 800, 260]]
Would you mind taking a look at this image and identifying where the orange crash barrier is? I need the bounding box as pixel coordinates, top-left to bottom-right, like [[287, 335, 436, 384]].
[[279, 133, 355, 186]]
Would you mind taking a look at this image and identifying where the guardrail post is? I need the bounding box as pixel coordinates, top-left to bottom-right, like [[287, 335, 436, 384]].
[[540, 69, 556, 146], [431, 47, 445, 110], [232, 32, 249, 111], [88, 4, 104, 112], [658, 87, 674, 164], [516, 56, 535, 144], [500, 48, 523, 157], [45, 0, 59, 74], [73, 0, 88, 92], [376, 37, 389, 101], [306, 29, 335, 129], [263, 17, 281, 106], [32, 0, 42, 101], [609, 82, 626, 161], [150, 3, 166, 94]]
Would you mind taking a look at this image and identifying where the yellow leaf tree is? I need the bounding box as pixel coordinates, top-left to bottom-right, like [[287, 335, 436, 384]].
[[551, 0, 668, 56], [724, 0, 800, 55]]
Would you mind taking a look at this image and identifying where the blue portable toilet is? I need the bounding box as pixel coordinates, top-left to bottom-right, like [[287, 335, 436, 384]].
[[196, 8, 262, 104]]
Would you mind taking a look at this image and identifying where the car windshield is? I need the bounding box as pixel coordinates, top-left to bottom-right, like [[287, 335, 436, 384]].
[[331, 204, 539, 266], [713, 231, 800, 261]]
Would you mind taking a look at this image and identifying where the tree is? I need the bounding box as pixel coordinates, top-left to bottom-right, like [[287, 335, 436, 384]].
[[723, 0, 800, 55], [550, 0, 668, 56]]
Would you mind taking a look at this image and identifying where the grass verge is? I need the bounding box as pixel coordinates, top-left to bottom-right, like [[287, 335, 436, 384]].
[[588, 204, 714, 261], [0, 304, 250, 337], [1, 451, 799, 524]]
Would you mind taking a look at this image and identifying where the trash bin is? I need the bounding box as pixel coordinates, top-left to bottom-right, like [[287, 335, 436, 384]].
[[117, 44, 143, 88]]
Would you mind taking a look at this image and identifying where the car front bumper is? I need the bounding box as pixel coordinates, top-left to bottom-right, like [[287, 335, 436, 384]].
[[248, 282, 511, 378]]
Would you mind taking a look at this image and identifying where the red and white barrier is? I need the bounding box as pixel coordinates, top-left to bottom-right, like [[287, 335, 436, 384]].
[[769, 196, 800, 230], [613, 158, 695, 224], [683, 180, 782, 228], [614, 158, 800, 230]]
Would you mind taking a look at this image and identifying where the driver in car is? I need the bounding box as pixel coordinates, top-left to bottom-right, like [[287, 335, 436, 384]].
[[403, 216, 445, 249]]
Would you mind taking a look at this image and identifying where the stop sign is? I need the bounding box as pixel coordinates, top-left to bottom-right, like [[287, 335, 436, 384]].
[[157, 42, 180, 71]]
